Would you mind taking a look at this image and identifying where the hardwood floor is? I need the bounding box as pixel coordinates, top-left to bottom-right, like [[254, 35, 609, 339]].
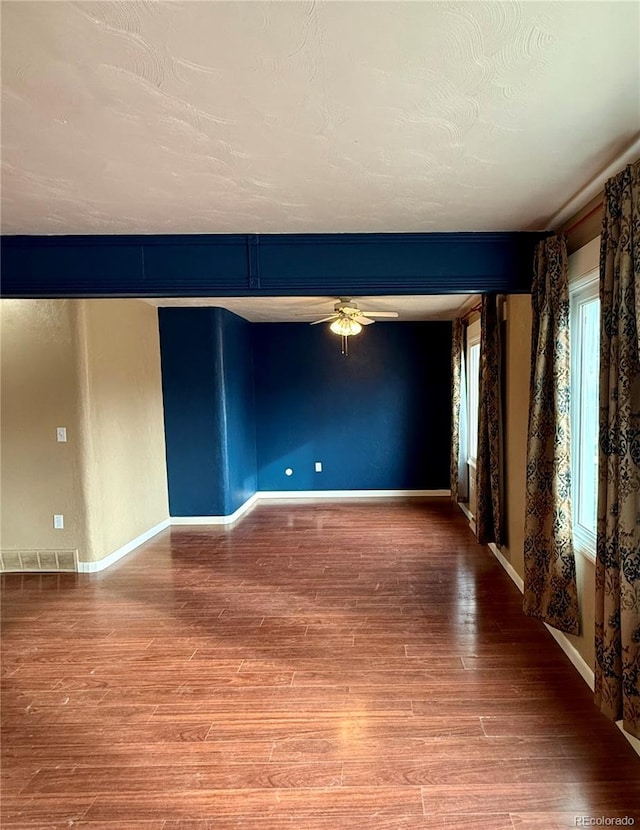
[[2, 498, 638, 829]]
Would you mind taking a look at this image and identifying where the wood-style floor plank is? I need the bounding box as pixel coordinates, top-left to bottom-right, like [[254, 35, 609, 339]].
[[2, 498, 639, 828], [23, 761, 344, 793], [83, 787, 425, 820]]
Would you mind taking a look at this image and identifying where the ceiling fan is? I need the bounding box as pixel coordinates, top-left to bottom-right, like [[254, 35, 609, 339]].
[[310, 297, 399, 355]]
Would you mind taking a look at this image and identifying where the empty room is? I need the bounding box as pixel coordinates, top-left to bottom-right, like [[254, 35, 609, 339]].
[[1, 1, 639, 829]]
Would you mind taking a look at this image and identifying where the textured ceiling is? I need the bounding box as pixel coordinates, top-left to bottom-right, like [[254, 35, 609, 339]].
[[1, 1, 639, 236], [143, 294, 477, 322]]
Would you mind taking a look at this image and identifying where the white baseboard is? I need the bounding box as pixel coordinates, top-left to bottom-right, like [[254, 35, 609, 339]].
[[488, 542, 525, 593], [171, 492, 260, 526], [77, 519, 170, 573], [258, 489, 451, 499], [542, 621, 595, 691], [170, 490, 449, 524], [487, 542, 639, 758], [457, 501, 477, 534], [458, 502, 473, 522], [617, 722, 640, 755], [78, 490, 447, 570], [487, 542, 593, 685]]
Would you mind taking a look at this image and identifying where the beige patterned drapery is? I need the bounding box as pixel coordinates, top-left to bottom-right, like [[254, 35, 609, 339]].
[[476, 295, 504, 546], [594, 160, 640, 739], [523, 235, 580, 635], [450, 318, 468, 503]]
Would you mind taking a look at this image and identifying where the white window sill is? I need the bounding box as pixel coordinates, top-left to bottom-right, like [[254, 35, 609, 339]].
[[575, 546, 596, 565]]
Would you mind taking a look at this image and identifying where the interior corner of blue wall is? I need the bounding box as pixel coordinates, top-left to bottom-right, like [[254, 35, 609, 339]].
[[159, 310, 452, 516]]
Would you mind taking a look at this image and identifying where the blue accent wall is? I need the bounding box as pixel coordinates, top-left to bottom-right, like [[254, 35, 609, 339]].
[[252, 322, 452, 492], [159, 311, 451, 515], [216, 309, 259, 514], [159, 308, 257, 517]]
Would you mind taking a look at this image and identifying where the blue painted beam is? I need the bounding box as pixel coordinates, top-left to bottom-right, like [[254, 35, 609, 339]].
[[0, 232, 541, 297]]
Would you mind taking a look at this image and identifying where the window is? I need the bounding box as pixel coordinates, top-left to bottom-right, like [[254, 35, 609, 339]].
[[570, 268, 600, 561], [467, 324, 481, 467]]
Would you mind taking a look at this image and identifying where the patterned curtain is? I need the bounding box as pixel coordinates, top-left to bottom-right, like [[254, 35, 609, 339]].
[[476, 295, 504, 545], [450, 318, 468, 502], [594, 160, 640, 739], [523, 235, 580, 635]]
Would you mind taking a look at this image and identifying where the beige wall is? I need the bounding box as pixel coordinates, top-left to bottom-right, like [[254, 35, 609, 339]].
[[500, 293, 596, 670], [501, 294, 532, 579], [0, 300, 87, 556], [77, 300, 169, 563], [1, 299, 169, 566], [560, 192, 603, 255]]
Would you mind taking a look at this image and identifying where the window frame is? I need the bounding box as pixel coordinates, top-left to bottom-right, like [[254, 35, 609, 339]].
[[569, 267, 600, 563]]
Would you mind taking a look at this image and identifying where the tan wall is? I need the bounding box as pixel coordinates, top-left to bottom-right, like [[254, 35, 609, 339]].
[[501, 294, 532, 578], [0, 300, 87, 556], [500, 293, 596, 670], [77, 300, 169, 563], [560, 192, 603, 255], [571, 554, 596, 668], [1, 299, 169, 566]]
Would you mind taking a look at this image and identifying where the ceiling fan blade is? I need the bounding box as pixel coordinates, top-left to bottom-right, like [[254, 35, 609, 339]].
[[310, 314, 338, 325], [360, 311, 399, 318], [354, 315, 375, 325]]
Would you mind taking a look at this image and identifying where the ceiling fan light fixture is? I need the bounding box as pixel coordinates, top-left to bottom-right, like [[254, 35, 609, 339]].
[[330, 317, 362, 337]]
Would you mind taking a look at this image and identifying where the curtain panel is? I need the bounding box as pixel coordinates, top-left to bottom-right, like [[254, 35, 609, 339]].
[[523, 235, 580, 635], [595, 159, 640, 739], [476, 295, 504, 546], [450, 318, 468, 503]]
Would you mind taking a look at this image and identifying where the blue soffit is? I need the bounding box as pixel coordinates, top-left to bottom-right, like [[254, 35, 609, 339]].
[[0, 231, 544, 298]]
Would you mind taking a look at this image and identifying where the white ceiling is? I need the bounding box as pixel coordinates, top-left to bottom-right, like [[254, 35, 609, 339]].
[[143, 294, 478, 322], [1, 0, 639, 237]]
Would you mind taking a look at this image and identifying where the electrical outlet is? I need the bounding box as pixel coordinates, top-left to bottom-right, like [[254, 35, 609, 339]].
[[53, 514, 64, 529], [315, 462, 322, 472], [56, 427, 67, 442]]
